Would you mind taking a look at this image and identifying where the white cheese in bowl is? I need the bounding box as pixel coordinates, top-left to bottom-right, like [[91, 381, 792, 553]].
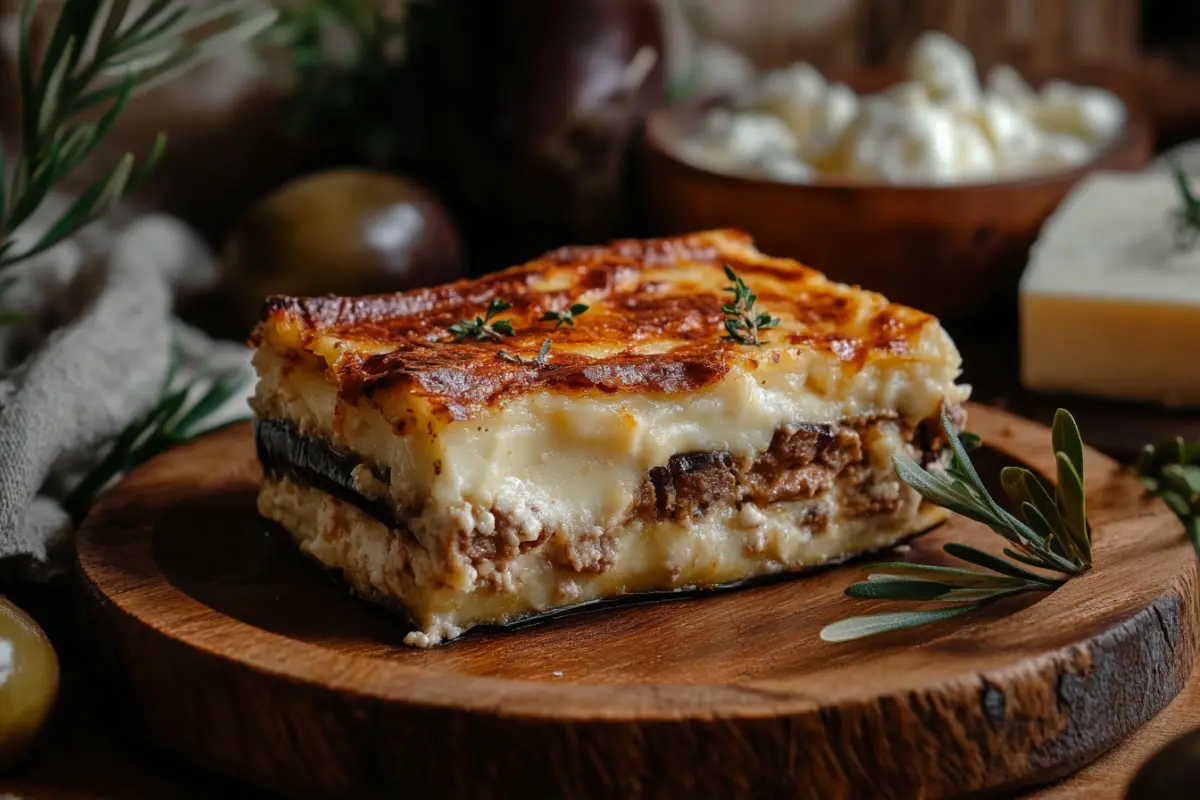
[[1020, 172, 1200, 406], [681, 31, 1126, 185]]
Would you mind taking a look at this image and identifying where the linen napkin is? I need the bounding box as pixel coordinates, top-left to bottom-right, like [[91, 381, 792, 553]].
[[0, 195, 253, 575]]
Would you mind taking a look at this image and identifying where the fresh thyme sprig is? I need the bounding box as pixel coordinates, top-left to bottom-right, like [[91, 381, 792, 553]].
[[820, 409, 1091, 642], [1137, 437, 1200, 555], [63, 346, 250, 523], [448, 299, 515, 342], [721, 264, 779, 346], [0, 0, 276, 273], [1170, 161, 1200, 251], [541, 302, 589, 328], [497, 339, 552, 368]]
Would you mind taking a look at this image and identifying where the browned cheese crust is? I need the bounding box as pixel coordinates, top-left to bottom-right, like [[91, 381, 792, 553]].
[[252, 229, 939, 420]]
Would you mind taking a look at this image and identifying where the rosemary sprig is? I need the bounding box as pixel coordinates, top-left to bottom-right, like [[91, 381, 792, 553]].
[[1137, 437, 1200, 555], [541, 303, 589, 328], [63, 348, 250, 524], [821, 409, 1091, 642], [721, 264, 779, 346], [0, 0, 276, 273], [1170, 161, 1200, 251], [497, 339, 552, 368], [448, 299, 515, 342]]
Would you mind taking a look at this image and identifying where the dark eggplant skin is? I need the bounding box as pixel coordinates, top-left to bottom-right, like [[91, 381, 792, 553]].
[[1126, 728, 1200, 800], [402, 0, 666, 272], [256, 418, 398, 528]]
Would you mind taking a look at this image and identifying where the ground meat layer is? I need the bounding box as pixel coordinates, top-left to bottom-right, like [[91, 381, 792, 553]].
[[256, 407, 957, 575], [630, 412, 954, 527]]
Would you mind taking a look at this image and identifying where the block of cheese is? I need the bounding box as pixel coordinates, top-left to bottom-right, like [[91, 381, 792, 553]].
[[1020, 172, 1200, 406]]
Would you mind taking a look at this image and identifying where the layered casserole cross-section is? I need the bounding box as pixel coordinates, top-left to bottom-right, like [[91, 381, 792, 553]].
[[251, 229, 970, 646]]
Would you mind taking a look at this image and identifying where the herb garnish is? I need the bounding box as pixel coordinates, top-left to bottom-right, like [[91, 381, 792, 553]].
[[721, 265, 780, 346], [1137, 437, 1200, 555], [541, 303, 589, 328], [448, 299, 515, 342], [1170, 161, 1200, 250], [820, 409, 1091, 642], [0, 0, 274, 321], [497, 339, 552, 368], [64, 343, 249, 523]]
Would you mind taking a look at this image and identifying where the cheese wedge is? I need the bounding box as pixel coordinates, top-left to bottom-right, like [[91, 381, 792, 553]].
[[1021, 172, 1200, 406]]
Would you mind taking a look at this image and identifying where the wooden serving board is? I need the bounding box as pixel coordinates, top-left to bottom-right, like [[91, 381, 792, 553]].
[[75, 404, 1198, 799]]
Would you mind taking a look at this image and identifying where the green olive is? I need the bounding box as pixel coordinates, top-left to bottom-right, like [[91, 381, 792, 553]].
[[0, 595, 59, 770], [221, 169, 465, 330]]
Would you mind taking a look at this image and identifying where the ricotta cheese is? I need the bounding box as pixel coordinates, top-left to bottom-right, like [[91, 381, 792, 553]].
[[680, 31, 1125, 185]]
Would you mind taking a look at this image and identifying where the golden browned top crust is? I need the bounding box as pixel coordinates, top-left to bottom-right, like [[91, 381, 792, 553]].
[[253, 229, 949, 419]]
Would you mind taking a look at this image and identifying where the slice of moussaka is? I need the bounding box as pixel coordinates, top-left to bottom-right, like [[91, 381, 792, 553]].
[[250, 229, 970, 646]]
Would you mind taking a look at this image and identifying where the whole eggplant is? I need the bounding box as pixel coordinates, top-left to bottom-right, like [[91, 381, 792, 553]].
[[403, 0, 665, 272]]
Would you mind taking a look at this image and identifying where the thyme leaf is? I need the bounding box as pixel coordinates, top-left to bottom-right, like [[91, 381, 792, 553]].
[[541, 302, 589, 328], [497, 339, 552, 368], [448, 299, 514, 342], [721, 264, 779, 346]]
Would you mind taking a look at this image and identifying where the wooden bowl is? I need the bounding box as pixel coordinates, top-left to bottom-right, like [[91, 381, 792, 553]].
[[640, 70, 1154, 320]]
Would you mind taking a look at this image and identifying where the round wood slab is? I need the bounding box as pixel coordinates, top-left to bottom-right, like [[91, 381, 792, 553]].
[[75, 404, 1198, 799]]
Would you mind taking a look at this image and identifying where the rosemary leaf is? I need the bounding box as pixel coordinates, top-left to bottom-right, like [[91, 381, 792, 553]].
[[864, 560, 1032, 586], [823, 408, 1093, 643], [0, 0, 275, 280], [1139, 436, 1200, 558], [940, 543, 1061, 585], [1163, 463, 1200, 495], [845, 578, 1037, 604], [844, 578, 961, 601], [1003, 467, 1072, 554], [64, 358, 250, 523], [820, 604, 988, 643], [1003, 547, 1064, 571], [1052, 408, 1086, 476], [1054, 452, 1091, 562]]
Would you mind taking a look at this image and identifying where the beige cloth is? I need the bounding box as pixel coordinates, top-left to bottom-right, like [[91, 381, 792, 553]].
[[0, 197, 252, 573]]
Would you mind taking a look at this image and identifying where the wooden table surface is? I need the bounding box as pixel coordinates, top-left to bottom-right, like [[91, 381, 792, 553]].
[[1, 317, 1198, 800]]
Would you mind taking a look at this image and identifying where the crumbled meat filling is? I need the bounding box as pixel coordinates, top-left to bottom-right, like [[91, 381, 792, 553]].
[[646, 451, 738, 522], [631, 404, 962, 525], [458, 511, 548, 570], [549, 530, 617, 574]]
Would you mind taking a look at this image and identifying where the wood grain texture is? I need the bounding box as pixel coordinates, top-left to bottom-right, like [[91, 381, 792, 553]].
[[693, 0, 1140, 74], [75, 404, 1197, 799]]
